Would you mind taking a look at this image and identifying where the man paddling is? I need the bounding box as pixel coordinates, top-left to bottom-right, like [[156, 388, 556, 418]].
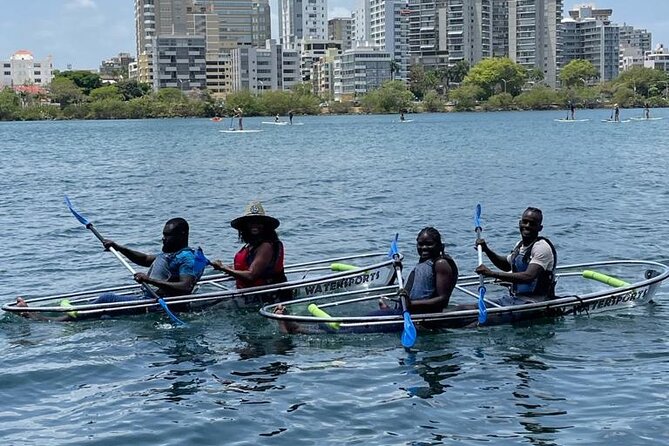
[[474, 207, 557, 305], [17, 218, 202, 319]]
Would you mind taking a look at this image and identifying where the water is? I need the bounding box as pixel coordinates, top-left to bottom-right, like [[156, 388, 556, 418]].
[[1, 110, 668, 445]]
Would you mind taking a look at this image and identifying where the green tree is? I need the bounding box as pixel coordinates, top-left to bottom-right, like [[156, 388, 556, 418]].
[[156, 87, 185, 103], [422, 90, 443, 112], [448, 84, 485, 110], [116, 80, 151, 100], [448, 60, 470, 85], [513, 86, 560, 109], [49, 77, 85, 108], [560, 59, 598, 87], [614, 66, 669, 98], [360, 80, 413, 113], [463, 57, 527, 99], [409, 64, 427, 99], [484, 92, 514, 110], [89, 85, 123, 102], [56, 70, 103, 95], [0, 88, 20, 120], [390, 60, 401, 81]]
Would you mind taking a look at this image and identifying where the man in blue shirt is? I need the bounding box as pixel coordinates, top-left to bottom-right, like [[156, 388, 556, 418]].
[[94, 217, 200, 303]]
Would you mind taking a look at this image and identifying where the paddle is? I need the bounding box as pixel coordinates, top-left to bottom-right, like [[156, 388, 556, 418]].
[[64, 196, 186, 326], [474, 204, 488, 324], [390, 233, 416, 348]]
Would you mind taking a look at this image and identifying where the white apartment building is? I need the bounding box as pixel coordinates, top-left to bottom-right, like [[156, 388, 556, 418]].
[[334, 45, 392, 101], [356, 0, 411, 81], [561, 5, 619, 82], [446, 0, 493, 67], [299, 39, 342, 82], [0, 50, 53, 89], [508, 0, 562, 88], [407, 0, 449, 70], [645, 44, 669, 74], [230, 40, 301, 93], [279, 0, 328, 50], [619, 25, 652, 72]]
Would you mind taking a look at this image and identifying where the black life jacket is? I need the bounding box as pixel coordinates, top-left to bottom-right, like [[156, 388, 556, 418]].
[[509, 236, 557, 297]]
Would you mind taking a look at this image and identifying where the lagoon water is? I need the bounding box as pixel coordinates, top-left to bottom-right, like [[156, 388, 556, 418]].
[[1, 110, 669, 445]]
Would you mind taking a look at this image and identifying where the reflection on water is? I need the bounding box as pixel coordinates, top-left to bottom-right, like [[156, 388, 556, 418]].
[[401, 350, 462, 399], [497, 325, 571, 445]]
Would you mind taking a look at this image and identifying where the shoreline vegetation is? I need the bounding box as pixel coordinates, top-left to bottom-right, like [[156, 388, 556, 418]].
[[1, 59, 668, 121]]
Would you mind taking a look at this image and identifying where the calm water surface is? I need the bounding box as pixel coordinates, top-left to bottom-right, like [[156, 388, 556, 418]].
[[1, 110, 669, 445]]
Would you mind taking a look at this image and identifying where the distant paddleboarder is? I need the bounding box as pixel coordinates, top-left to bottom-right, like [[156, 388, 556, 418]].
[[288, 110, 294, 125], [274, 113, 280, 123], [569, 102, 575, 120], [644, 102, 650, 119], [400, 111, 405, 122], [234, 107, 244, 130], [613, 103, 620, 122]]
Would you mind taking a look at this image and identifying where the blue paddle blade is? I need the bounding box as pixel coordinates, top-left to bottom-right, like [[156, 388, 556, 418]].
[[64, 196, 90, 226], [401, 311, 417, 348], [157, 298, 186, 326], [478, 286, 488, 324], [193, 247, 210, 277], [474, 203, 482, 229], [388, 233, 399, 258]]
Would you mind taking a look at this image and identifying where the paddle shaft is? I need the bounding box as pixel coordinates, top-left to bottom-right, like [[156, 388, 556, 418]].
[[475, 227, 485, 288], [84, 222, 165, 301]]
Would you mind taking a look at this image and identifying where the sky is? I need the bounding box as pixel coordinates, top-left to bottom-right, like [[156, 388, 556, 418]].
[[0, 0, 667, 70]]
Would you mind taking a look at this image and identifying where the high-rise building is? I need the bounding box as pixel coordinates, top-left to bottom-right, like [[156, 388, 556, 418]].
[[328, 17, 353, 51], [407, 0, 449, 70], [230, 39, 301, 93], [508, 0, 562, 88], [619, 25, 652, 72], [135, 0, 192, 84], [446, 0, 493, 67], [279, 0, 328, 49], [190, 0, 271, 51], [334, 45, 392, 101], [561, 5, 619, 82], [356, 0, 411, 81], [152, 35, 207, 90]]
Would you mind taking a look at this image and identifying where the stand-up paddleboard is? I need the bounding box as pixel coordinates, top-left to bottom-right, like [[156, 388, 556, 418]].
[[554, 118, 590, 122], [219, 129, 263, 133], [601, 119, 631, 123], [398, 119, 414, 123], [630, 117, 663, 121], [288, 122, 304, 126], [262, 121, 289, 125]]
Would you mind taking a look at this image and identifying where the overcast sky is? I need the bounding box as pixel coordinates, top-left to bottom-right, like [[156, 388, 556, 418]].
[[0, 0, 666, 70]]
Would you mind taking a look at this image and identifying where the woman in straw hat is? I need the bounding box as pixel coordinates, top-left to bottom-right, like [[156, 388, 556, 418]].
[[211, 201, 287, 290]]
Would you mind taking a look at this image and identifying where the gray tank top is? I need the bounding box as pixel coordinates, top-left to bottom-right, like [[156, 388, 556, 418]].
[[408, 260, 435, 300]]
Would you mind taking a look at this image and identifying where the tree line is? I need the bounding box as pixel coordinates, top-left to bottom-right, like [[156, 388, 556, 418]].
[[1, 60, 668, 121]]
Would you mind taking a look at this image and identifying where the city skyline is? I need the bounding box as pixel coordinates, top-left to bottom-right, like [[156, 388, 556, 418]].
[[0, 0, 666, 70]]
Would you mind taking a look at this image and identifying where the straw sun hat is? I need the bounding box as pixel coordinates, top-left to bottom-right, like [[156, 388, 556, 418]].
[[230, 201, 280, 230]]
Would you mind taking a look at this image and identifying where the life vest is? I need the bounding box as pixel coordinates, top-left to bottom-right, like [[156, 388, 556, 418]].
[[404, 254, 458, 301], [510, 237, 557, 297], [233, 241, 286, 289], [146, 247, 201, 297]]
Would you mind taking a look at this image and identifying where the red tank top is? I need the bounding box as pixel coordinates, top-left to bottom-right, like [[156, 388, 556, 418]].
[[233, 241, 285, 289]]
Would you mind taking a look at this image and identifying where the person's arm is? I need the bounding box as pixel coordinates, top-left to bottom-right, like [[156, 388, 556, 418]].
[[408, 258, 456, 312], [212, 242, 274, 283], [134, 252, 198, 296], [476, 263, 544, 284], [134, 272, 196, 296], [476, 239, 511, 271], [103, 239, 155, 267]]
